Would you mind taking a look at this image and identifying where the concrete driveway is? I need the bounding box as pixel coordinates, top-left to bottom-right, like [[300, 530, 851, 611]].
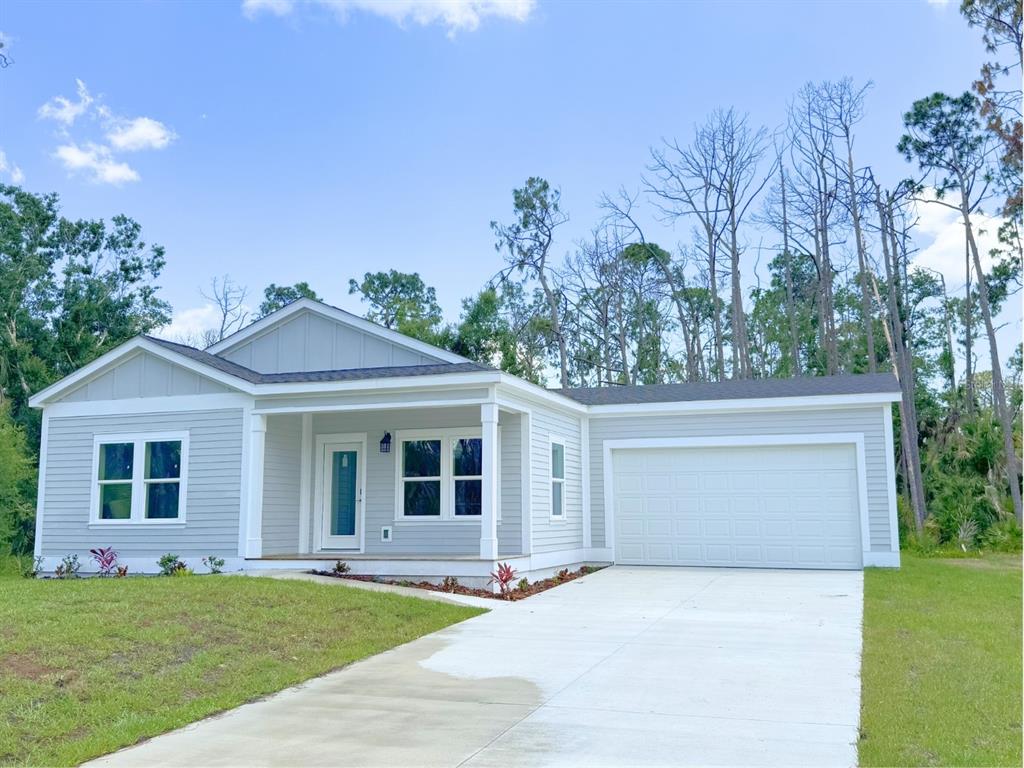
[[89, 566, 864, 768]]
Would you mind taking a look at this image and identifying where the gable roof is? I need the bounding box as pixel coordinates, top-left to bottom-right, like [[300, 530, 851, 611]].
[[556, 373, 901, 406], [147, 336, 490, 383], [204, 297, 469, 364]]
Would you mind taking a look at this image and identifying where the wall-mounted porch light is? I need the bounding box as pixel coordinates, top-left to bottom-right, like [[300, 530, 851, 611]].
[[380, 432, 392, 453]]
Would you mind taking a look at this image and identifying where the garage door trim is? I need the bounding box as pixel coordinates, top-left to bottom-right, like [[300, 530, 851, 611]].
[[603, 432, 871, 564]]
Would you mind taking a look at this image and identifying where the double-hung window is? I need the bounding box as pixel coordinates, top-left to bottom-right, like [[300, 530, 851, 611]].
[[396, 429, 491, 521], [550, 438, 565, 520], [92, 433, 188, 524]]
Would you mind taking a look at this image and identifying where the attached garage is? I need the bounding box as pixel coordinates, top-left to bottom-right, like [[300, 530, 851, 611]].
[[610, 439, 867, 570]]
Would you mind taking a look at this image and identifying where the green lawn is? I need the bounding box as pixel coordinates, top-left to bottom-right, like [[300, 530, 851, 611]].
[[0, 566, 483, 766], [860, 552, 1023, 767]]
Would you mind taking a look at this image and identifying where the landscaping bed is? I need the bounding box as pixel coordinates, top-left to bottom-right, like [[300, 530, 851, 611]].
[[310, 563, 603, 600]]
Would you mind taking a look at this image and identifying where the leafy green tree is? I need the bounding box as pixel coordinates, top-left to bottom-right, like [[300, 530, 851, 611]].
[[258, 281, 321, 318], [0, 402, 35, 554], [348, 270, 446, 345], [0, 186, 170, 439]]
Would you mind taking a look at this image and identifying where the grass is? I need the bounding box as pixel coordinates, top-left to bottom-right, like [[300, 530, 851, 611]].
[[859, 552, 1022, 767], [0, 561, 484, 766]]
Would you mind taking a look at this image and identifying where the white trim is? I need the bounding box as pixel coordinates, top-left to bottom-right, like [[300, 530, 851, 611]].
[[548, 435, 567, 522], [245, 414, 266, 557], [480, 401, 499, 560], [882, 404, 900, 553], [29, 337, 254, 407], [205, 297, 469, 363], [587, 392, 901, 417], [253, 397, 488, 415], [313, 432, 367, 553], [864, 551, 900, 568], [601, 433, 872, 566], [89, 431, 190, 525], [581, 416, 591, 548], [495, 381, 588, 415], [33, 411, 50, 560], [46, 393, 251, 418], [520, 409, 533, 556], [298, 413, 313, 554], [237, 406, 252, 557]]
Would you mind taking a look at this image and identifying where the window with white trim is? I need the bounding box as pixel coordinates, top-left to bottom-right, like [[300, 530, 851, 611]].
[[92, 434, 187, 523], [550, 438, 565, 519], [396, 428, 496, 521]]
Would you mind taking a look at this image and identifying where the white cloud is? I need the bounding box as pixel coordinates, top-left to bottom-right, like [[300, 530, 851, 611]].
[[106, 116, 177, 152], [241, 0, 535, 34], [38, 78, 93, 126], [154, 304, 224, 344], [911, 191, 1002, 288], [54, 143, 139, 185], [0, 149, 24, 184], [38, 80, 176, 186]]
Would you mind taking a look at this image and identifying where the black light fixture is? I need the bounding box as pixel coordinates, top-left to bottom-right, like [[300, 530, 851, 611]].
[[380, 432, 392, 454]]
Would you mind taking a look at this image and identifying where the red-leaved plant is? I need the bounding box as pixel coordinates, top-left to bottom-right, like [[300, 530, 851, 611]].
[[89, 547, 119, 577], [488, 562, 518, 599]]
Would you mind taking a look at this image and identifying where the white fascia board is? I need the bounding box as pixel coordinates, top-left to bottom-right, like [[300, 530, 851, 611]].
[[29, 337, 255, 408], [586, 391, 901, 417], [495, 374, 588, 414], [205, 297, 469, 364], [254, 370, 502, 396]]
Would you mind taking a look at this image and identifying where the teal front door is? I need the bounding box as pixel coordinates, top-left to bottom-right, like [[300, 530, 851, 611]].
[[321, 443, 361, 549]]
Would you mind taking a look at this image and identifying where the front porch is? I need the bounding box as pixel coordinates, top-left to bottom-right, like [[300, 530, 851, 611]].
[[242, 394, 529, 567]]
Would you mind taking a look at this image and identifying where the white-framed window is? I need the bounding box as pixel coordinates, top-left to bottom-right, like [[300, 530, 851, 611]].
[[90, 432, 189, 525], [550, 437, 566, 520], [395, 428, 497, 521]]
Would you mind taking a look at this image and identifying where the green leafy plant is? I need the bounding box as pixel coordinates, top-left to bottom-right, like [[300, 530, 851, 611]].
[[157, 553, 187, 576], [956, 518, 979, 551], [331, 560, 350, 575], [202, 555, 225, 574], [981, 518, 1023, 552], [54, 554, 80, 579], [171, 566, 195, 577], [516, 577, 529, 591]]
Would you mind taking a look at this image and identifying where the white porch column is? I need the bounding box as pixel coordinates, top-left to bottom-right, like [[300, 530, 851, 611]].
[[480, 402, 499, 560], [245, 413, 267, 558]]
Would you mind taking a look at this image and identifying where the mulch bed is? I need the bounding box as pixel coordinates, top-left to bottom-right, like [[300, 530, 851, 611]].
[[309, 565, 604, 601]]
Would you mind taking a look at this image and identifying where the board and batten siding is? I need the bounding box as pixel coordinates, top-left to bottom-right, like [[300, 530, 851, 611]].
[[261, 414, 303, 555], [587, 405, 892, 551], [305, 406, 522, 556], [40, 409, 244, 559], [56, 350, 234, 402], [527, 401, 584, 554], [219, 308, 444, 373]]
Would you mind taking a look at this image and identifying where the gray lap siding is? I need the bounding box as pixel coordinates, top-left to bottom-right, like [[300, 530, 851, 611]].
[[40, 409, 244, 559]]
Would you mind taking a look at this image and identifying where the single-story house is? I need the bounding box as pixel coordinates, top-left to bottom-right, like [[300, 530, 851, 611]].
[[30, 298, 903, 581]]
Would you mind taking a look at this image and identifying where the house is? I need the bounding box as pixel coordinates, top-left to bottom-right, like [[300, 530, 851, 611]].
[[30, 298, 903, 581]]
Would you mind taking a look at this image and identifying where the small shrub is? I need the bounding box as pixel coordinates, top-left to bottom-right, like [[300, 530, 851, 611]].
[[202, 555, 226, 574], [22, 556, 44, 579], [54, 554, 81, 579], [115, 564, 129, 578], [488, 562, 518, 598], [903, 526, 939, 554], [331, 560, 350, 575], [981, 518, 1023, 552], [157, 553, 187, 576], [89, 546, 119, 576], [441, 575, 459, 592], [956, 518, 979, 551], [171, 566, 195, 577], [555, 568, 571, 582], [516, 577, 529, 591]]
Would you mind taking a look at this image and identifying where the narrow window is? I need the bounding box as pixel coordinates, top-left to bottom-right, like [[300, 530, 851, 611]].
[[551, 440, 565, 518], [144, 440, 182, 519], [402, 439, 442, 517], [98, 442, 134, 520], [452, 437, 482, 516]]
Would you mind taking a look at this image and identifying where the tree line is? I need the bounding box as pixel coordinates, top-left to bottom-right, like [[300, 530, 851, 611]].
[[1, 0, 1020, 555]]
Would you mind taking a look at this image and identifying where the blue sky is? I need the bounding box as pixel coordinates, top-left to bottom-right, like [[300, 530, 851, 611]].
[[1, 0, 1017, 359]]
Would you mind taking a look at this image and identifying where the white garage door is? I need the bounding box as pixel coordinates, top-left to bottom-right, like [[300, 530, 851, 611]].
[[612, 443, 863, 569]]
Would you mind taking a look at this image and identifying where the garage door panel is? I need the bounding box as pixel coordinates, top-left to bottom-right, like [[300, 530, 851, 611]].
[[613, 445, 862, 570]]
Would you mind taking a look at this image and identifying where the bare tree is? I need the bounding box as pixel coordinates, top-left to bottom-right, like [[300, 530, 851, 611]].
[[201, 275, 250, 347]]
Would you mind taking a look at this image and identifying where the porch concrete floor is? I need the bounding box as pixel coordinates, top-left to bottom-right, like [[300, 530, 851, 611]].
[[87, 566, 864, 768]]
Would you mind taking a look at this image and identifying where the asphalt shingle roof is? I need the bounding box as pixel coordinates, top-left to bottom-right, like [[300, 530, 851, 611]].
[[145, 336, 491, 384], [554, 373, 901, 405]]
